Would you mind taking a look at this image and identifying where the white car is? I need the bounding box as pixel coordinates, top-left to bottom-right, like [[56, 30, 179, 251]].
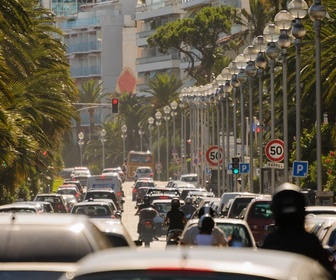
[[58, 247, 333, 279], [179, 173, 198, 187]]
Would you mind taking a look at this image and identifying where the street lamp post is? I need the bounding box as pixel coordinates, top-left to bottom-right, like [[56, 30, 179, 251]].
[[171, 101, 178, 174], [288, 0, 308, 186], [100, 129, 106, 170], [121, 125, 127, 162], [138, 122, 144, 151], [222, 67, 233, 191], [78, 132, 84, 166], [163, 106, 171, 180], [148, 117, 154, 151], [155, 111, 162, 181], [309, 0, 326, 192], [253, 35, 268, 194], [179, 94, 187, 175], [275, 10, 293, 182], [244, 45, 258, 192], [264, 23, 280, 193], [229, 62, 240, 192], [235, 54, 248, 190]]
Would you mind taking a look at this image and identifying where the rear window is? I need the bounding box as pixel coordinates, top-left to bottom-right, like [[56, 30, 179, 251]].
[[216, 223, 253, 247], [249, 202, 272, 219], [228, 197, 255, 218], [0, 226, 94, 262]]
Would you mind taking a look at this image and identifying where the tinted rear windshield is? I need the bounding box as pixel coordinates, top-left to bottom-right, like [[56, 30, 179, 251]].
[[0, 226, 94, 262]]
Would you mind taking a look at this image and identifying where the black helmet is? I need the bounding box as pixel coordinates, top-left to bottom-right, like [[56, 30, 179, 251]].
[[184, 197, 192, 204], [171, 197, 180, 210], [198, 203, 215, 218], [271, 182, 306, 229], [143, 195, 150, 204], [198, 214, 215, 232]]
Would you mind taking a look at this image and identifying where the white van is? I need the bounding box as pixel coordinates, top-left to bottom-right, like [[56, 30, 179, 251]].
[[86, 174, 123, 200]]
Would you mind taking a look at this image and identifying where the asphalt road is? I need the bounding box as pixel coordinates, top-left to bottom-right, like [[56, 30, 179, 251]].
[[122, 180, 167, 250]]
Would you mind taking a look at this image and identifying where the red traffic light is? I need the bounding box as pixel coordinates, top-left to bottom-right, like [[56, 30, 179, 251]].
[[112, 98, 119, 113]]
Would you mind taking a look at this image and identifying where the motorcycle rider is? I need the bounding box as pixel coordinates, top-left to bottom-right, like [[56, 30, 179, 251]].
[[164, 198, 187, 234], [180, 204, 227, 246], [262, 182, 334, 275], [179, 196, 197, 220], [135, 195, 158, 240], [194, 214, 218, 246]]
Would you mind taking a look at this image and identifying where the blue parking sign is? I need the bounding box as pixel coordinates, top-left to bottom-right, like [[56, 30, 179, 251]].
[[292, 161, 308, 177], [240, 163, 249, 174]]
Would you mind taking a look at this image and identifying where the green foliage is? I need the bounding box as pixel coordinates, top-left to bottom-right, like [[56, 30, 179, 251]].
[[148, 6, 242, 84]]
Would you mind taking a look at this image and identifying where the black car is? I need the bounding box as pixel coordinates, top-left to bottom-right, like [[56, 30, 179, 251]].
[[84, 189, 124, 211]]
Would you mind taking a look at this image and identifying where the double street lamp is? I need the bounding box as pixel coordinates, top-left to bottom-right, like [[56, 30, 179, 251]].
[[148, 117, 154, 151], [100, 129, 106, 170], [138, 122, 144, 151], [155, 111, 162, 181], [78, 132, 84, 166], [164, 106, 171, 179], [121, 125, 127, 162]]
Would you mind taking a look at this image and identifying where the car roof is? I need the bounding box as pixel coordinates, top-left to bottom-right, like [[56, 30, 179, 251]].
[[0, 212, 90, 225], [69, 247, 331, 279], [74, 201, 112, 207]]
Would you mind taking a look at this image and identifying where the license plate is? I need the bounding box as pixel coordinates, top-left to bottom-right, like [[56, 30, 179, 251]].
[[145, 224, 152, 229]]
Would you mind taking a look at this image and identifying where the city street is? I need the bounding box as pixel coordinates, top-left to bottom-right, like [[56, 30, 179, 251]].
[[122, 180, 167, 250]]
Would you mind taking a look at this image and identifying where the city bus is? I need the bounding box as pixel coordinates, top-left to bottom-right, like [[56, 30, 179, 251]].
[[126, 151, 155, 180]]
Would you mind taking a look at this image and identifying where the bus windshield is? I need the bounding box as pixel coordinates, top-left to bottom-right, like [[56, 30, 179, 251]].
[[126, 151, 154, 179]]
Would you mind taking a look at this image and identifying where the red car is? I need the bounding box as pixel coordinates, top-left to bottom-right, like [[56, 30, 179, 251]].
[[242, 196, 274, 246]]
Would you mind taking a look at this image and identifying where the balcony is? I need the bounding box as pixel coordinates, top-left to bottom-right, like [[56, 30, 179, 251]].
[[67, 41, 102, 54], [70, 66, 101, 78], [61, 17, 101, 30], [181, 0, 211, 9], [135, 0, 183, 20]]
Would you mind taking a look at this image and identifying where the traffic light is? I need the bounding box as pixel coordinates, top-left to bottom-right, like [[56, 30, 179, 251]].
[[112, 98, 119, 113], [232, 157, 240, 174]]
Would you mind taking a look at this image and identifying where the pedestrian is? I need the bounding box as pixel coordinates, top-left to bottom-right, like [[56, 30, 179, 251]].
[[262, 182, 335, 275]]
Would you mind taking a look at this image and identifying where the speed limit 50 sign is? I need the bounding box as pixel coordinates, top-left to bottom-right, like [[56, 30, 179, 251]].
[[206, 146, 223, 166], [265, 139, 284, 162]]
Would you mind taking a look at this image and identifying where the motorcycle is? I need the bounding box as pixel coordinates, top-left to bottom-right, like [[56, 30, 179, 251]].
[[166, 229, 183, 246], [138, 207, 157, 247]]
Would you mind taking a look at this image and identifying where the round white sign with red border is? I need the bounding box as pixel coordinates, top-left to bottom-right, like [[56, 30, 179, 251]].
[[265, 139, 284, 162], [206, 146, 223, 166]]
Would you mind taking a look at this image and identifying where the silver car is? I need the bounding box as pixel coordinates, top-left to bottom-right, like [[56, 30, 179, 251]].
[[58, 247, 332, 279], [0, 213, 112, 279]]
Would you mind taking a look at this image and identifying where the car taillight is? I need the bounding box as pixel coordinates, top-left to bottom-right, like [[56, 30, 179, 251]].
[[132, 189, 137, 193], [117, 192, 121, 197], [145, 220, 152, 225], [150, 173, 153, 177]]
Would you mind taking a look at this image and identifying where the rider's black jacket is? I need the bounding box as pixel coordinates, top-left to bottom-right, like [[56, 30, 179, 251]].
[[262, 228, 334, 273]]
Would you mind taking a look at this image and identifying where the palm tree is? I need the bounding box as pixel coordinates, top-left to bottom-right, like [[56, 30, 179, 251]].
[[0, 0, 78, 196], [78, 80, 104, 140]]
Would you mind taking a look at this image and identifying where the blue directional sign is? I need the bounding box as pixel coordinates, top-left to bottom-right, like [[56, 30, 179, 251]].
[[240, 163, 250, 174], [292, 161, 308, 177]]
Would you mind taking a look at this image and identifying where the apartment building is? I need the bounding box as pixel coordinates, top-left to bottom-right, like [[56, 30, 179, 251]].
[[135, 0, 250, 93], [43, 0, 138, 127]]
